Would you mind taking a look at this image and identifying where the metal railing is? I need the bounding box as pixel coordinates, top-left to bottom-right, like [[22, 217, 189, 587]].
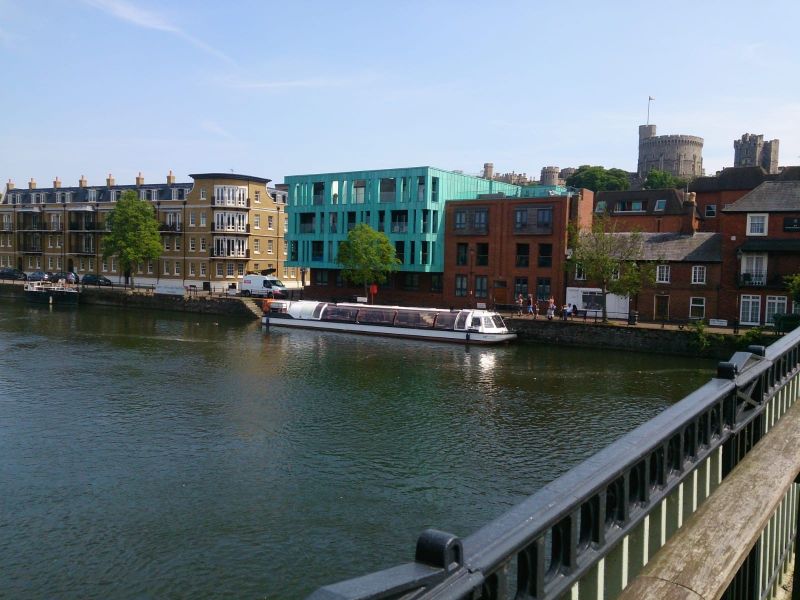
[[308, 328, 800, 600]]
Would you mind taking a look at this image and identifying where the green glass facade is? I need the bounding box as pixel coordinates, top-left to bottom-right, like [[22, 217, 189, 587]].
[[285, 166, 524, 272]]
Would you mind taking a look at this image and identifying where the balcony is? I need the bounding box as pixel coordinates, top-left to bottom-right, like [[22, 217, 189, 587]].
[[20, 245, 42, 252], [212, 198, 250, 208], [300, 224, 316, 234], [159, 223, 182, 233], [210, 249, 250, 258], [211, 223, 249, 233], [1, 224, 13, 231], [515, 223, 554, 235], [740, 271, 767, 287], [390, 223, 408, 233], [69, 222, 100, 231]]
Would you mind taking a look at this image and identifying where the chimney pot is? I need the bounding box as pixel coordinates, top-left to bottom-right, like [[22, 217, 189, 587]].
[[53, 177, 62, 189], [167, 170, 176, 185], [106, 173, 115, 187], [135, 171, 145, 187], [79, 175, 87, 188], [28, 177, 36, 190], [6, 179, 14, 193]]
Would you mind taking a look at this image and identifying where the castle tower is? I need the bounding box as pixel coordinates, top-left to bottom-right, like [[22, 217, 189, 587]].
[[637, 123, 704, 180], [540, 166, 560, 186], [734, 133, 780, 174]]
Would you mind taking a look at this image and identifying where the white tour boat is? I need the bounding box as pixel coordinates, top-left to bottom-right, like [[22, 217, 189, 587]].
[[261, 300, 516, 345]]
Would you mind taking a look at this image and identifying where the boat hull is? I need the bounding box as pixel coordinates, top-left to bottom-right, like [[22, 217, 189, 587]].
[[24, 289, 80, 305], [262, 315, 516, 344]]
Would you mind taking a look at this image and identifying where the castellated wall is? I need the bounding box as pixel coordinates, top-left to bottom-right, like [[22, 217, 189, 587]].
[[637, 124, 704, 179]]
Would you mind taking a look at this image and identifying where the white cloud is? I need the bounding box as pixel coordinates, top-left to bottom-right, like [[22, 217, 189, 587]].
[[200, 120, 234, 140], [82, 0, 236, 65]]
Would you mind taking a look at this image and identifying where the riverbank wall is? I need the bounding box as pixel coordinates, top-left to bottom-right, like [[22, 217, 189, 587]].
[[0, 283, 259, 319], [508, 316, 774, 359]]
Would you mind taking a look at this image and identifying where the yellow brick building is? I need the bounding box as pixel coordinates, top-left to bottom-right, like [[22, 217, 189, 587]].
[[0, 172, 299, 291]]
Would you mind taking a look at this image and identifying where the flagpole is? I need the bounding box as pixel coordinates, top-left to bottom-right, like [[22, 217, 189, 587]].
[[647, 96, 654, 125]]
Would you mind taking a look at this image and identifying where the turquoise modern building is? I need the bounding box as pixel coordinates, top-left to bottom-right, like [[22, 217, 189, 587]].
[[284, 166, 565, 299]]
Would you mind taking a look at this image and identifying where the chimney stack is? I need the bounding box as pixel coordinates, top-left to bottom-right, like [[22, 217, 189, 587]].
[[6, 179, 14, 193], [136, 171, 145, 186], [79, 175, 87, 188], [106, 173, 115, 187], [681, 191, 698, 235], [53, 177, 62, 189], [28, 178, 36, 190], [166, 170, 175, 185]]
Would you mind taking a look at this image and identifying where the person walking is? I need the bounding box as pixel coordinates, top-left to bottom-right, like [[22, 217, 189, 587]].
[[527, 294, 534, 316], [516, 294, 524, 316]]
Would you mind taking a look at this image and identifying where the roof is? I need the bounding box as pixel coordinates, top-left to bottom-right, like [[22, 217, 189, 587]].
[[613, 232, 722, 262], [595, 188, 687, 216], [722, 181, 800, 212], [189, 173, 271, 184], [689, 167, 769, 192]]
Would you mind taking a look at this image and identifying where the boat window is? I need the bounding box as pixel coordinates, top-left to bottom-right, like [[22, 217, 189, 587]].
[[483, 317, 494, 329], [433, 312, 458, 330], [492, 315, 506, 329], [357, 308, 396, 325], [394, 310, 437, 328], [322, 306, 359, 322], [454, 311, 469, 330], [470, 317, 481, 329], [312, 303, 327, 319]]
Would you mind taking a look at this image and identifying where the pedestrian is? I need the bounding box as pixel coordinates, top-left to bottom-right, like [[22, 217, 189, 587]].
[[516, 294, 524, 316], [571, 303, 579, 319], [532, 301, 539, 319], [547, 300, 556, 320], [527, 294, 534, 316], [561, 304, 570, 321]]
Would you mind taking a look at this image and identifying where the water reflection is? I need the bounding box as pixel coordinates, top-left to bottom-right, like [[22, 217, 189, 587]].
[[0, 300, 715, 598]]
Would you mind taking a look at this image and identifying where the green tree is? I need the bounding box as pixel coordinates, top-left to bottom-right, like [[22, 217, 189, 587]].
[[101, 190, 162, 286], [643, 169, 688, 190], [567, 216, 654, 322], [565, 165, 630, 192], [337, 223, 400, 300]]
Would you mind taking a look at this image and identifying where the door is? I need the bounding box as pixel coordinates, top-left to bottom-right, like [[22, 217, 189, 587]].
[[655, 295, 669, 320], [741, 295, 762, 325]]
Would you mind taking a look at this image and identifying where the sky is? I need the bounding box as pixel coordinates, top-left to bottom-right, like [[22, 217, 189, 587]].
[[1, 0, 799, 188]]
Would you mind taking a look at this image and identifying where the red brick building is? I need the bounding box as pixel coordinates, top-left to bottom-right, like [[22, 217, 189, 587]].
[[594, 188, 699, 234], [719, 180, 800, 325], [441, 189, 593, 309]]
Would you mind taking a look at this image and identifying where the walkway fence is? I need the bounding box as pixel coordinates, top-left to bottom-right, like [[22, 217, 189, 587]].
[[309, 328, 800, 599]]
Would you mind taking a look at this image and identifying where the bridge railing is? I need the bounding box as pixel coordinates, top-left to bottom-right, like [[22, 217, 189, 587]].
[[308, 327, 800, 600]]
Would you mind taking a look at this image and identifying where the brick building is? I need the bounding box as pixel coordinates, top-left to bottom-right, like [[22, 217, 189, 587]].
[[720, 180, 800, 325], [442, 189, 593, 309], [595, 188, 699, 234]]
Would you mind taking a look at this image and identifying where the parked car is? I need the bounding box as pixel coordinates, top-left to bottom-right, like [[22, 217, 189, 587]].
[[81, 273, 113, 286], [0, 267, 27, 280], [27, 271, 51, 282], [50, 271, 80, 284]]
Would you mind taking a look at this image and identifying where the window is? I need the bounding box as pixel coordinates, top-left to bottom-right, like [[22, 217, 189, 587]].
[[48, 256, 53, 269], [268, 216, 274, 229], [163, 262, 170, 275], [200, 237, 207, 251], [516, 244, 529, 267], [536, 277, 551, 301], [200, 188, 207, 200], [654, 199, 667, 211], [595, 201, 607, 214], [656, 264, 670, 283], [691, 265, 706, 284], [190, 238, 196, 251], [454, 210, 466, 230], [705, 204, 717, 218], [254, 215, 260, 229], [175, 237, 181, 251], [456, 243, 468, 266], [216, 263, 223, 277], [455, 274, 468, 297], [190, 212, 196, 226], [475, 275, 488, 298], [514, 208, 528, 230], [147, 260, 153, 274], [741, 254, 766, 285], [766, 296, 788, 325], [689, 297, 706, 320], [617, 200, 645, 212], [747, 213, 768, 236], [164, 238, 171, 251], [431, 274, 442, 293], [227, 263, 235, 276], [237, 263, 244, 276], [175, 261, 181, 275], [254, 239, 260, 253], [538, 243, 552, 268], [403, 273, 419, 290], [200, 213, 207, 226], [740, 295, 761, 325], [514, 277, 528, 296], [474, 209, 488, 230], [255, 191, 261, 203], [102, 260, 108, 272], [200, 263, 207, 276], [475, 243, 489, 266], [190, 263, 196, 276], [575, 265, 586, 280], [267, 239, 273, 254]]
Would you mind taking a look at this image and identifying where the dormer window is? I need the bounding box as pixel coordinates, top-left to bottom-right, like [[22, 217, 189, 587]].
[[654, 199, 667, 211], [617, 200, 644, 212], [595, 201, 606, 213], [88, 189, 97, 202]]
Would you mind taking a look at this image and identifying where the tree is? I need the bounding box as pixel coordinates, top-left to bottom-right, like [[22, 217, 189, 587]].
[[643, 169, 688, 190], [565, 165, 630, 192], [337, 223, 400, 300], [567, 216, 654, 322], [785, 273, 800, 302], [101, 190, 162, 286]]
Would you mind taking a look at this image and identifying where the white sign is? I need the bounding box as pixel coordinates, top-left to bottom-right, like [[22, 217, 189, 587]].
[[476, 302, 487, 309], [709, 319, 728, 327]]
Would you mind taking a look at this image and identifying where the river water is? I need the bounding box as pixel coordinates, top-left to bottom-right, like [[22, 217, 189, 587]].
[[0, 301, 715, 598]]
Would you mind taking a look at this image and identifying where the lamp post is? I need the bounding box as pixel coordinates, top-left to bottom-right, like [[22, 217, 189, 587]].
[[300, 267, 307, 300]]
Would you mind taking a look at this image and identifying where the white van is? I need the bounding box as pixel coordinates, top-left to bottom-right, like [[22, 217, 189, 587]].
[[240, 275, 288, 298]]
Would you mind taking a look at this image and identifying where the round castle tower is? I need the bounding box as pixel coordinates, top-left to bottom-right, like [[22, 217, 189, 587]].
[[540, 166, 560, 186], [637, 124, 704, 179]]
